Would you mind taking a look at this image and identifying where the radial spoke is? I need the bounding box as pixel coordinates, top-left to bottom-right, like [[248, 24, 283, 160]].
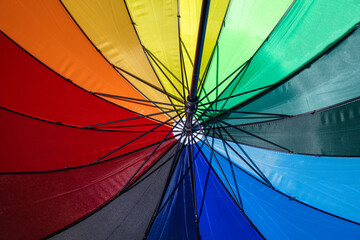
[[213, 121, 274, 187], [200, 112, 292, 153], [142, 131, 186, 239], [198, 83, 275, 109], [92, 110, 185, 164], [145, 48, 185, 100], [84, 109, 179, 129], [95, 92, 183, 108], [114, 65, 184, 104], [95, 92, 180, 112], [196, 114, 274, 187], [116, 116, 184, 196], [192, 134, 244, 210], [198, 59, 249, 103], [180, 38, 194, 67], [192, 117, 243, 208], [189, 119, 201, 239], [198, 108, 291, 117]]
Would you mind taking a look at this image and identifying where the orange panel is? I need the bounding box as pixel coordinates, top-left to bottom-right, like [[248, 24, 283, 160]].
[[0, 0, 169, 122]]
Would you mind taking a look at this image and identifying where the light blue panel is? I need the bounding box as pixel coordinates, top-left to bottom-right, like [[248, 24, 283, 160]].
[[207, 136, 360, 223], [193, 145, 263, 240], [199, 142, 360, 239]]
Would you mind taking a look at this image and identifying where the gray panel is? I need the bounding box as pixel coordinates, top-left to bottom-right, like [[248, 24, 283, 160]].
[[52, 145, 177, 240]]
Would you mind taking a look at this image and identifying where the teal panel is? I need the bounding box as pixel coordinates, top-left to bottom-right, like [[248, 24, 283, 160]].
[[210, 98, 360, 156]]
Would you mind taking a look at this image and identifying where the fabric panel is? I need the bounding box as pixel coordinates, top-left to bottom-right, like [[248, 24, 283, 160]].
[[61, 0, 178, 113], [0, 108, 174, 172], [147, 147, 198, 240], [0, 0, 167, 121], [212, 98, 360, 156], [0, 32, 170, 129], [194, 145, 263, 240], [216, 0, 360, 111], [199, 0, 292, 104], [52, 145, 177, 240], [198, 144, 360, 239], [205, 137, 360, 223], [0, 141, 173, 240]]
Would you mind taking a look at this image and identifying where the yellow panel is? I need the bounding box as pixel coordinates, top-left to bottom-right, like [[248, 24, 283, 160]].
[[0, 0, 169, 122], [179, 0, 229, 93], [126, 0, 184, 101], [200, 0, 230, 82], [61, 0, 181, 113], [179, 0, 202, 92]]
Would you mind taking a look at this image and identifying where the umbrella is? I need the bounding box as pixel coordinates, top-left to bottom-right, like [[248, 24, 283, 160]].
[[1, 0, 360, 239]]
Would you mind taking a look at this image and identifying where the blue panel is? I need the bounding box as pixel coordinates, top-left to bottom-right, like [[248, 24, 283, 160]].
[[198, 144, 360, 239], [207, 137, 360, 223], [147, 147, 198, 240], [193, 145, 263, 240], [196, 139, 244, 203]]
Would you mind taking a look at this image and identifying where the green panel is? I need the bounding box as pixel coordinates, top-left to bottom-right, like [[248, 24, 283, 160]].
[[218, 26, 360, 125], [208, 98, 360, 156], [214, 0, 360, 111], [199, 0, 292, 104]]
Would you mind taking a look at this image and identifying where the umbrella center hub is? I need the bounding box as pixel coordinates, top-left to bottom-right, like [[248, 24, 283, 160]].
[[173, 97, 202, 144], [172, 117, 202, 145]]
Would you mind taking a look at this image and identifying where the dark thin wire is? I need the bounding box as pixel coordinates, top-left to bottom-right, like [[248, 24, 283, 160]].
[[189, 120, 201, 239], [145, 47, 185, 91], [145, 48, 185, 100], [58, 0, 174, 120], [195, 0, 232, 99], [144, 48, 187, 118], [219, 60, 253, 110], [214, 124, 243, 202], [207, 132, 360, 226], [193, 117, 242, 208], [197, 114, 273, 187], [0, 31, 173, 129], [0, 106, 172, 134], [95, 92, 184, 108], [84, 109, 178, 129], [114, 65, 184, 104], [198, 59, 249, 103], [191, 135, 244, 211], [96, 92, 178, 112], [43, 140, 178, 239], [200, 0, 297, 115], [0, 135, 178, 175], [180, 38, 194, 67], [116, 116, 185, 198], [213, 121, 274, 188], [195, 138, 213, 219], [180, 41, 191, 97], [143, 131, 186, 239], [122, 0, 186, 119], [215, 44, 219, 111], [92, 110, 185, 164], [197, 108, 291, 117], [176, 3, 190, 101], [201, 112, 292, 153]]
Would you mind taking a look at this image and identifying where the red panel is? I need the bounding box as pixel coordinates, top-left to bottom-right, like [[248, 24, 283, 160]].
[[0, 108, 173, 172], [0, 32, 171, 130], [0, 140, 175, 240]]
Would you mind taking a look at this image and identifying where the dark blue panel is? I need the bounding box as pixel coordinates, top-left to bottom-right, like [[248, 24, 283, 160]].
[[147, 147, 198, 240], [194, 145, 263, 240], [198, 145, 360, 239]]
